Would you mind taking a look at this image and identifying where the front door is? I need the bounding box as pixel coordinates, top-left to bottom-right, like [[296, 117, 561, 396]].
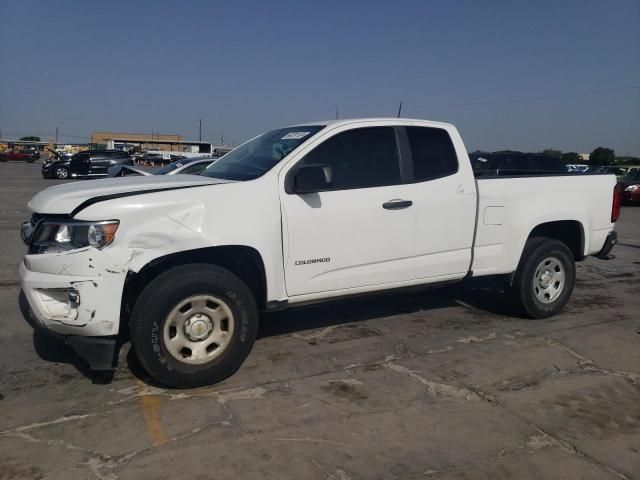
[[70, 152, 90, 176], [281, 126, 417, 297]]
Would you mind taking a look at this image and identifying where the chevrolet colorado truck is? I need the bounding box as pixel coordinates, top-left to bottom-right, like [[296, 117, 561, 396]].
[[19, 118, 620, 388]]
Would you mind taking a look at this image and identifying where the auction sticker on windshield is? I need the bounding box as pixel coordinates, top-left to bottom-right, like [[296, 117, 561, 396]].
[[281, 131, 311, 140]]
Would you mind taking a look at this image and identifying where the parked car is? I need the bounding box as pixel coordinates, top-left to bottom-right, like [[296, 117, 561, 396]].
[[592, 166, 628, 177], [0, 147, 40, 163], [108, 157, 217, 177], [43, 150, 133, 179], [140, 153, 186, 166], [470, 152, 567, 176], [566, 164, 590, 173], [20, 118, 620, 387], [618, 170, 640, 204]]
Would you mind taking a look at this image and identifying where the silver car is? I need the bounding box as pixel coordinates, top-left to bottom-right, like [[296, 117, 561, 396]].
[[108, 157, 217, 177]]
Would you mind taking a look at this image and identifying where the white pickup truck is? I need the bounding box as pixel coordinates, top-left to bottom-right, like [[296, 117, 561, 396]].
[[20, 118, 620, 387]]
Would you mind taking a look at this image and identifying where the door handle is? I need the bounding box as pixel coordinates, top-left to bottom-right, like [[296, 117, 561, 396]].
[[382, 199, 413, 210]]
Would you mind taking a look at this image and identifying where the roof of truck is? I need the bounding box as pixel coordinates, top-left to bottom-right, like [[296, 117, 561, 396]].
[[290, 117, 455, 129]]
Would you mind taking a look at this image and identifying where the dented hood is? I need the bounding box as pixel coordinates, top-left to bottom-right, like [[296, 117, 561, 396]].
[[28, 175, 233, 215]]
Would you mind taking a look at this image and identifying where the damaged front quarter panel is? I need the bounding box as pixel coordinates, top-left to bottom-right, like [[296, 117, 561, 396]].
[[115, 202, 209, 273]]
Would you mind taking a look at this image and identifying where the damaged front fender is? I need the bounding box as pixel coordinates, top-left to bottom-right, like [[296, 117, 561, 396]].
[[79, 201, 210, 274]]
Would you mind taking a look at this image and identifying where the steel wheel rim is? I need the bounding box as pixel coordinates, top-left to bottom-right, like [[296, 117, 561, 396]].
[[56, 168, 68, 178], [162, 294, 235, 365], [533, 257, 565, 304]]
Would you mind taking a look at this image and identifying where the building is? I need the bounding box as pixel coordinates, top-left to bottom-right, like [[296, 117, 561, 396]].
[[91, 132, 184, 152]]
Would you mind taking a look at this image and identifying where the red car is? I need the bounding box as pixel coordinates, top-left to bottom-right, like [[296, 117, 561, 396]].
[[618, 170, 640, 204], [0, 147, 40, 163]]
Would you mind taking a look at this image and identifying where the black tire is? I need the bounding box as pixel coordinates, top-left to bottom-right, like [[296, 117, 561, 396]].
[[508, 237, 575, 319], [54, 166, 69, 179], [130, 264, 259, 388]]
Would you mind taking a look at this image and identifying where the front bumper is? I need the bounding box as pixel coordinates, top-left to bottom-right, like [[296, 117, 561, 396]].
[[41, 164, 55, 178], [20, 247, 128, 369], [20, 247, 127, 337]]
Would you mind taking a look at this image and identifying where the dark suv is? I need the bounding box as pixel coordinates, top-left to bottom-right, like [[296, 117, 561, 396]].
[[43, 150, 133, 179]]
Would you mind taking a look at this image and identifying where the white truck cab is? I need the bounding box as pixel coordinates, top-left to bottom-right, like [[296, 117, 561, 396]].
[[20, 118, 620, 387]]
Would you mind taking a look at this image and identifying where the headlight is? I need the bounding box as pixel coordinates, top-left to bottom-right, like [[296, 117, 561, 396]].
[[624, 184, 640, 192], [31, 220, 119, 253]]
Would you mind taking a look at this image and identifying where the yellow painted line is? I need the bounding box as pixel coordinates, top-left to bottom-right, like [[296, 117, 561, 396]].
[[135, 380, 168, 446]]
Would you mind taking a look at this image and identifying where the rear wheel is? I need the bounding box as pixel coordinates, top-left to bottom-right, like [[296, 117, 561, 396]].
[[54, 166, 69, 179], [130, 264, 259, 388], [508, 237, 575, 319]]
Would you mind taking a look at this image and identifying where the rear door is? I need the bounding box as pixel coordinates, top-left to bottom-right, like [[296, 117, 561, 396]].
[[90, 152, 112, 175], [400, 126, 477, 279]]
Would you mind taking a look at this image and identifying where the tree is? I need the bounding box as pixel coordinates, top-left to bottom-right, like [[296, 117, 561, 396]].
[[561, 152, 581, 164], [541, 148, 562, 158], [615, 155, 640, 165], [19, 136, 41, 142], [589, 147, 615, 166]]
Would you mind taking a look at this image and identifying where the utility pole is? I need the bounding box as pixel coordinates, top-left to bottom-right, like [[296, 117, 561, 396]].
[[199, 119, 202, 142], [336, 104, 339, 119], [55, 127, 59, 144], [397, 101, 403, 118]]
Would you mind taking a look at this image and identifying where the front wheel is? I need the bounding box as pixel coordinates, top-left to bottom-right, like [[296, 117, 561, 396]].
[[54, 166, 69, 179], [130, 264, 259, 388], [508, 237, 575, 319]]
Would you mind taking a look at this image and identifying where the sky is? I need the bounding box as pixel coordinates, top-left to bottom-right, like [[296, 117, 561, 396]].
[[1, 0, 639, 154]]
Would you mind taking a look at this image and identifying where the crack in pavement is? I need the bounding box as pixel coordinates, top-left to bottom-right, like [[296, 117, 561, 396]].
[[0, 408, 130, 435], [383, 362, 479, 401]]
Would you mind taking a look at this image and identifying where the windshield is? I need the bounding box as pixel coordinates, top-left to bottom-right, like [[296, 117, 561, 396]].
[[155, 158, 194, 175], [202, 125, 325, 181], [619, 170, 640, 182]]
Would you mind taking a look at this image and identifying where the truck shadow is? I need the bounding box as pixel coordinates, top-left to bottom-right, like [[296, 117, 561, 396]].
[[19, 290, 115, 384], [258, 284, 517, 339]]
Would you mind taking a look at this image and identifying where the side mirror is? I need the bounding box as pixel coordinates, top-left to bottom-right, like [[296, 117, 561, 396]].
[[293, 164, 333, 193]]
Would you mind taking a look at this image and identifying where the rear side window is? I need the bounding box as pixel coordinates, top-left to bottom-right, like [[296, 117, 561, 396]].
[[300, 127, 401, 190], [406, 127, 458, 181]]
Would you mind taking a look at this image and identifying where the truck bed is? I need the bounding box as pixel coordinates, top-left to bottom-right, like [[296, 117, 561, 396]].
[[472, 173, 617, 277]]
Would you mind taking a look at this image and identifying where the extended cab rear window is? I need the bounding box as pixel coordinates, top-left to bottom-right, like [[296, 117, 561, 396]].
[[406, 127, 458, 181]]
